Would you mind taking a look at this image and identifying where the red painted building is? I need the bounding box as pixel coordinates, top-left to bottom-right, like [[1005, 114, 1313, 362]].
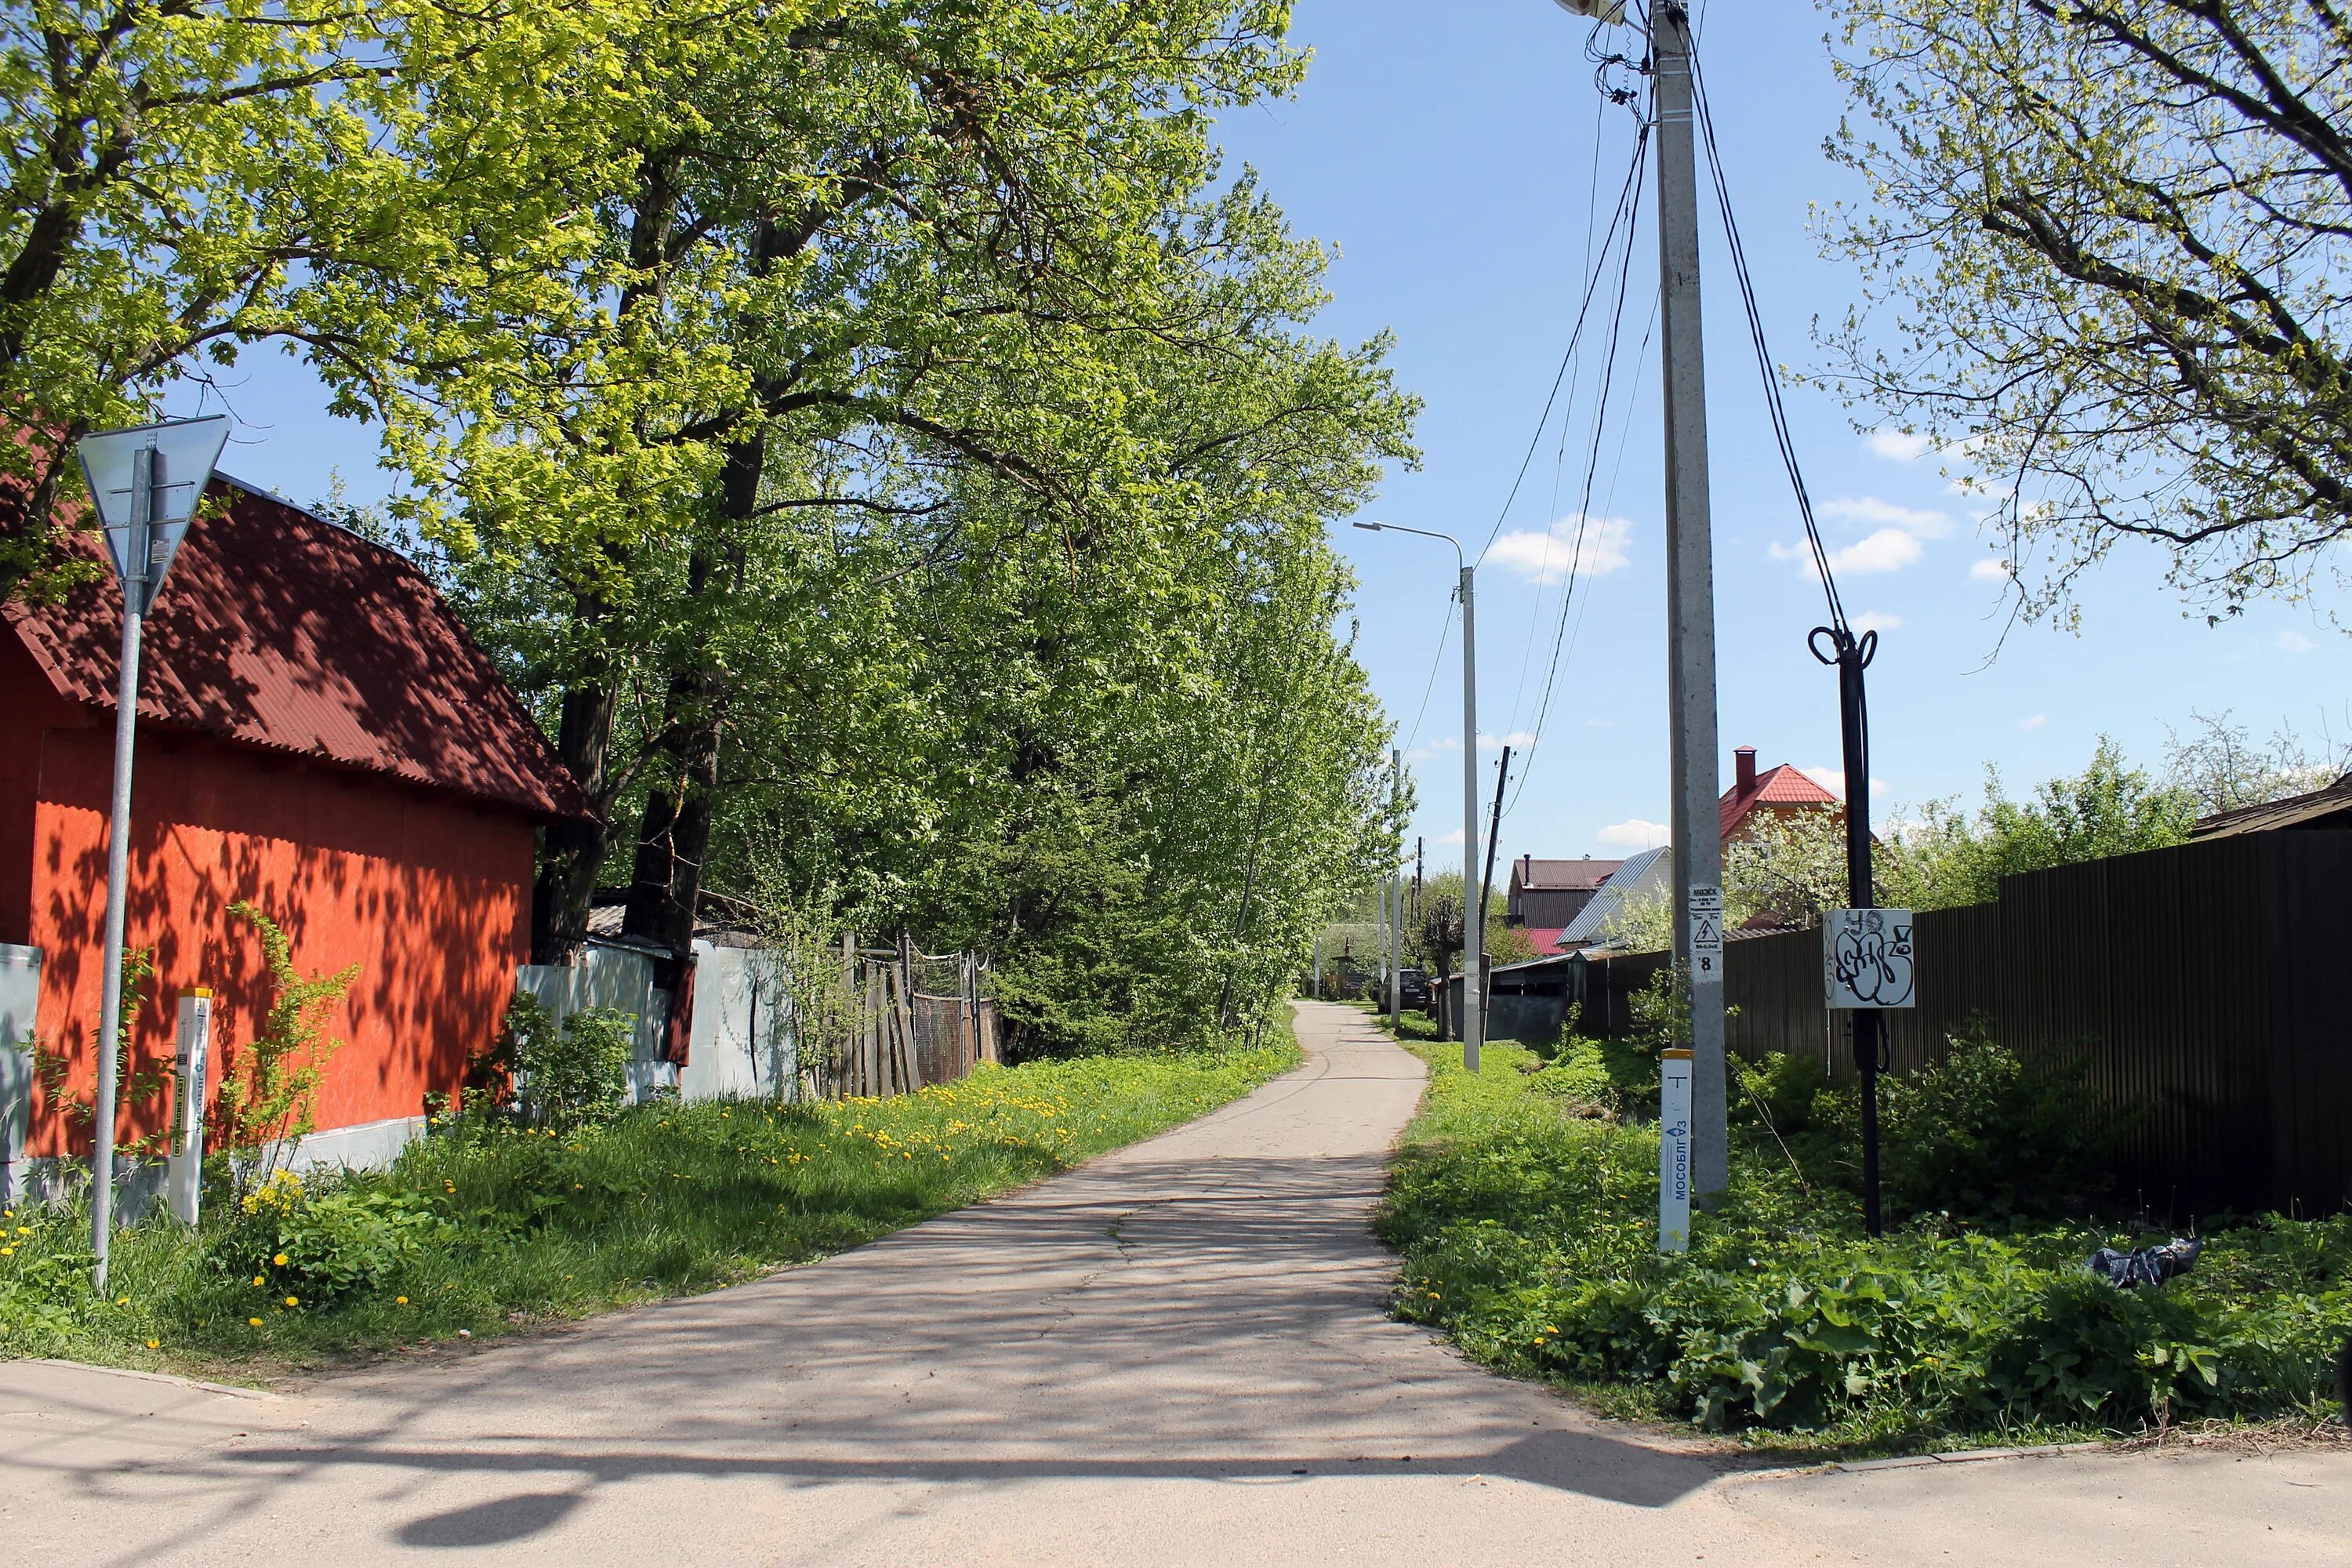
[[1, 476, 588, 1160]]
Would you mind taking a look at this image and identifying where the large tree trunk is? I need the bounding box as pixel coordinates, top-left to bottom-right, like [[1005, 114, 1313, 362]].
[[618, 429, 760, 951], [531, 678, 618, 963], [619, 668, 724, 952]]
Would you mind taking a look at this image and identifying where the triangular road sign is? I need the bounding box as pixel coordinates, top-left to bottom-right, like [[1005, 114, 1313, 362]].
[[75, 416, 230, 612]]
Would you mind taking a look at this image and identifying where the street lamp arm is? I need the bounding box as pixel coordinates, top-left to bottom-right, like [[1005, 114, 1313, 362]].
[[1353, 518, 1464, 570]]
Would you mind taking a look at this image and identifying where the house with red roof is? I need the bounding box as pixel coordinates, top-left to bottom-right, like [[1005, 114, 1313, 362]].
[[1, 474, 590, 1188], [1719, 746, 1841, 842], [1504, 855, 1624, 956]]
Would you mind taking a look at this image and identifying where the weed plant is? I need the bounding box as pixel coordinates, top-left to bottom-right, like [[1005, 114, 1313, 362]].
[[0, 1045, 1295, 1377], [1376, 1036, 2351, 1453]]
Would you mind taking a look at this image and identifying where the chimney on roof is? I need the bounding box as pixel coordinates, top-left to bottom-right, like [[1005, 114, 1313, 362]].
[[1735, 746, 1757, 792], [1521, 853, 1530, 884]]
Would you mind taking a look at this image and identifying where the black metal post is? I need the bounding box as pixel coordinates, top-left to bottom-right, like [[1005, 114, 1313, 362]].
[[1816, 625, 1883, 1238]]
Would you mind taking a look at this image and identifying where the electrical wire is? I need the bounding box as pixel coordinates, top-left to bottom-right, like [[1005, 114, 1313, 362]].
[[1503, 118, 1653, 805], [1686, 37, 1849, 634], [1474, 118, 1655, 570]]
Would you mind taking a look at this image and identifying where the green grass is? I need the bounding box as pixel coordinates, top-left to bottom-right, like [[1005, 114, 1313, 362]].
[[1, 1044, 1297, 1380], [1374, 1036, 2352, 1457]]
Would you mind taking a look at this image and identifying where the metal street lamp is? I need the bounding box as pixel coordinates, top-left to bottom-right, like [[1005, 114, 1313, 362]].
[[1353, 520, 1483, 1073], [74, 416, 229, 1289]]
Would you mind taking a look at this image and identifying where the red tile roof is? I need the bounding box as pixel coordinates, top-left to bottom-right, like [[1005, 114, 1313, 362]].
[[5, 475, 592, 822], [1719, 762, 1838, 838], [1515, 927, 1571, 956]]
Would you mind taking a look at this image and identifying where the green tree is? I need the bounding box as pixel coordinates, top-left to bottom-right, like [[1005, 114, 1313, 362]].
[[1821, 0, 2352, 621], [0, 0, 656, 600], [1879, 739, 2197, 909]]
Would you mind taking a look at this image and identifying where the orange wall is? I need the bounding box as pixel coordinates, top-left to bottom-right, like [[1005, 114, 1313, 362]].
[[15, 716, 533, 1157]]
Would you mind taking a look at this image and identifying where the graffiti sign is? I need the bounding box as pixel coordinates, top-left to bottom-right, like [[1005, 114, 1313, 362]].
[[1823, 908, 1916, 1010]]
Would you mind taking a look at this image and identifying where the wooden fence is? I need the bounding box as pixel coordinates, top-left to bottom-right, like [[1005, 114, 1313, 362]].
[[1580, 831, 2352, 1219], [825, 939, 999, 1101]]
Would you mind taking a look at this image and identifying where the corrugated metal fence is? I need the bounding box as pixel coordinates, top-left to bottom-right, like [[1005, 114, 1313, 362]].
[[1583, 832, 2352, 1218]]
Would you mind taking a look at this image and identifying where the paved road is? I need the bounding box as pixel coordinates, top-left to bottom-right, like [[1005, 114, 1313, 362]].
[[3, 1001, 2343, 1566]]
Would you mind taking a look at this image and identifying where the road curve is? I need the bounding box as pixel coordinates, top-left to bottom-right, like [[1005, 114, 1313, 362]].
[[2, 1001, 2340, 1566]]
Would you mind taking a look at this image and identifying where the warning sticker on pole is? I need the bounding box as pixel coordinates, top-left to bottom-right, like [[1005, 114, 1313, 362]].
[[1687, 884, 1723, 979], [1824, 908, 1916, 1009]]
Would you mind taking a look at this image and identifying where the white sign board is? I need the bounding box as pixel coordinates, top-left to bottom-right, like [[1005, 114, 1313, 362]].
[[1824, 908, 1916, 1010], [166, 988, 212, 1226], [1657, 1047, 1693, 1253], [1686, 884, 1723, 982]]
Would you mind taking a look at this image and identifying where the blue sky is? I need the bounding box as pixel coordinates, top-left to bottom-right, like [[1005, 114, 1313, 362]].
[[159, 0, 2347, 878], [1203, 0, 2349, 873]]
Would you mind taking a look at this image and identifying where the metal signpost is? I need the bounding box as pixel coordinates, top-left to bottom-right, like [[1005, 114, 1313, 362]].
[[74, 416, 229, 1287], [1824, 906, 1916, 1236]]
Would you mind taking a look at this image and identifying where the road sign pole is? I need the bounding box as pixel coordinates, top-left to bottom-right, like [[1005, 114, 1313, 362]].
[[73, 415, 228, 1286], [89, 446, 154, 1287]]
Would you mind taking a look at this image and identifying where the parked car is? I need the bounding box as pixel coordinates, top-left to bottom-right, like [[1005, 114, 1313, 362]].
[[1397, 967, 1432, 1011]]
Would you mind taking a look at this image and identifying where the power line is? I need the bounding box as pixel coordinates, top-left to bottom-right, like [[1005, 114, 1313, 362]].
[[1502, 117, 1655, 800], [1473, 119, 1657, 570], [1686, 42, 1848, 633]]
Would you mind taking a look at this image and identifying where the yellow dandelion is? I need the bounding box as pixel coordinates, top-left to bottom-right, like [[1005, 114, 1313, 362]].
[[1, 1247, 13, 1258], [283, 1295, 299, 1308], [116, 1296, 129, 1306], [248, 1317, 263, 1327], [145, 1339, 160, 1350], [252, 1274, 266, 1287], [273, 1252, 289, 1266], [396, 1296, 408, 1305]]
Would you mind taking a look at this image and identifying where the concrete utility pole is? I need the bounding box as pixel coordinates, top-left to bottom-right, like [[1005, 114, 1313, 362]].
[[1458, 561, 1482, 1073], [1652, 0, 1728, 1199], [1352, 521, 1481, 1072], [1374, 752, 1392, 1029]]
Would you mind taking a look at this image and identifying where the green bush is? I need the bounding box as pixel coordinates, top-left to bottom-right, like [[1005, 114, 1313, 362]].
[[1380, 1039, 2352, 1446], [472, 995, 636, 1130], [213, 1169, 449, 1302], [1735, 1033, 2113, 1224]]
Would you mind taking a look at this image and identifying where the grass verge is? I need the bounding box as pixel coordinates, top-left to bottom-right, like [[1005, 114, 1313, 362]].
[[1371, 1031, 2350, 1458], [2, 1044, 1297, 1380]]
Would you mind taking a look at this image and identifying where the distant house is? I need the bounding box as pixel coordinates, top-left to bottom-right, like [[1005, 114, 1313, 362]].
[[1719, 746, 1839, 842], [2190, 773, 2352, 839], [1559, 846, 1672, 952], [1504, 855, 1623, 949], [1, 474, 591, 1193]]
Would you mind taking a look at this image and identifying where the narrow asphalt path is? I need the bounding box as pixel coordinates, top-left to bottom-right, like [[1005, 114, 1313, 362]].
[[3, 1002, 2342, 1566]]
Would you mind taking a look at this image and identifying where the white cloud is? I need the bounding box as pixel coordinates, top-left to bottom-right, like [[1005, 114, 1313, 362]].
[[1427, 735, 1462, 753], [2277, 630, 2319, 654], [1969, 557, 2013, 583], [1865, 429, 1932, 463], [1820, 495, 1953, 539], [1826, 528, 1924, 575], [1584, 717, 1613, 728], [1595, 818, 1670, 849], [1403, 747, 1436, 764], [1436, 827, 1466, 847], [1851, 611, 1903, 634], [1486, 513, 1635, 584], [2019, 713, 2048, 731], [1478, 731, 1537, 752]]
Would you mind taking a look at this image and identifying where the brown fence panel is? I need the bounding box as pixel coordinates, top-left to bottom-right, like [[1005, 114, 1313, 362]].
[[1592, 832, 2352, 1218]]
